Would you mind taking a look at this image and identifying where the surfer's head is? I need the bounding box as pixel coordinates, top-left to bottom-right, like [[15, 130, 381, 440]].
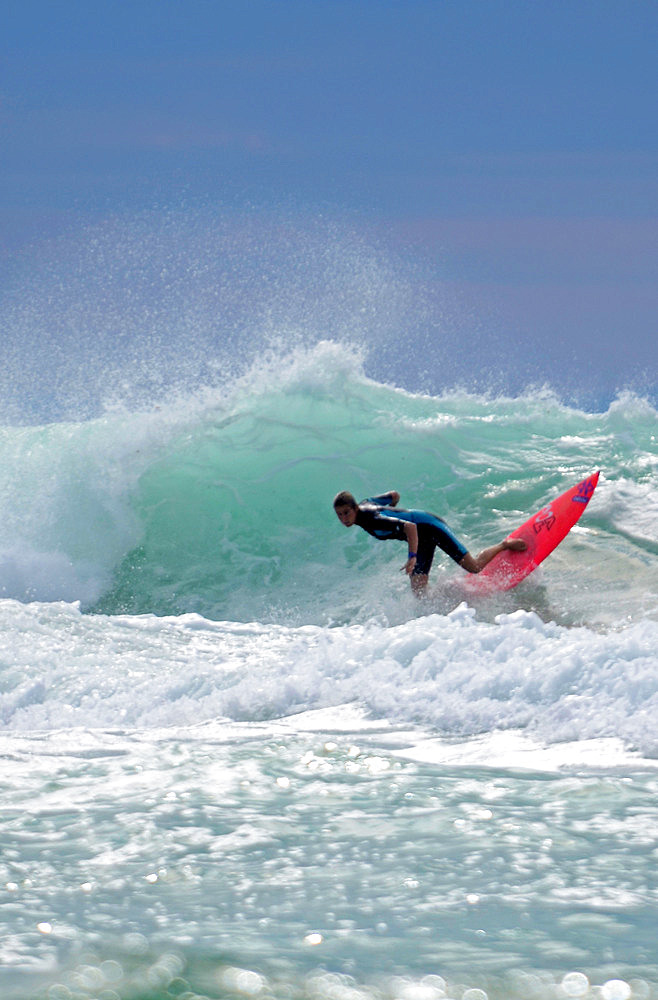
[[333, 491, 358, 527]]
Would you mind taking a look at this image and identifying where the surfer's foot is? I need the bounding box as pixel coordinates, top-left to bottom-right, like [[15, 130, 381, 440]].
[[410, 573, 429, 597], [463, 537, 526, 573]]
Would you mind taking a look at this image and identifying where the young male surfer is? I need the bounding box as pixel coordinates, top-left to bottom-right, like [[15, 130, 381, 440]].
[[333, 489, 526, 595]]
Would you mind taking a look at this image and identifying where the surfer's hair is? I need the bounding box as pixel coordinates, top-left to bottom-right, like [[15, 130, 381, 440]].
[[333, 491, 357, 510]]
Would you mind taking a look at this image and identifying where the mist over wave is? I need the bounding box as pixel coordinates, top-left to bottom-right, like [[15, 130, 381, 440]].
[[0, 209, 433, 424], [2, 206, 649, 428]]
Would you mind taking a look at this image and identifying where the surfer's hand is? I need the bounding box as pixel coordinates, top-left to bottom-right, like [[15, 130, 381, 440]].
[[402, 555, 417, 575]]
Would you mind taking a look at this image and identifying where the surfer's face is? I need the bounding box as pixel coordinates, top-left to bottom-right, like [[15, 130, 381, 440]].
[[335, 504, 357, 527]]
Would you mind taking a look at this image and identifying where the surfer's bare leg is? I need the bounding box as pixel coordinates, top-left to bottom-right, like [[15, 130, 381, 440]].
[[460, 537, 526, 575]]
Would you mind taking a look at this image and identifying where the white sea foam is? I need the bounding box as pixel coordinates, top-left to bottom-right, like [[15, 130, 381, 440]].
[[1, 599, 657, 762], [599, 477, 658, 545]]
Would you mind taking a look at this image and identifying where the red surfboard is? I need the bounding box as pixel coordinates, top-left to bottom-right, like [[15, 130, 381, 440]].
[[464, 471, 600, 593]]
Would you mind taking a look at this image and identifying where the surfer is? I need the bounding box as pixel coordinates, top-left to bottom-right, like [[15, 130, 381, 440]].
[[333, 490, 526, 595]]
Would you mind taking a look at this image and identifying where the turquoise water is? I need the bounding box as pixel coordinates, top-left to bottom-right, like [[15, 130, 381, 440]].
[[0, 218, 657, 1000], [1, 343, 655, 629]]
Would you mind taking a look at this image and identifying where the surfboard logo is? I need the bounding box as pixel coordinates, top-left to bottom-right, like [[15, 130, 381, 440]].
[[533, 507, 556, 533], [572, 476, 597, 504]]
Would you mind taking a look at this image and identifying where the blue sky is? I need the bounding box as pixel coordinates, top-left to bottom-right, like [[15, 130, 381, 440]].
[[1, 0, 657, 406]]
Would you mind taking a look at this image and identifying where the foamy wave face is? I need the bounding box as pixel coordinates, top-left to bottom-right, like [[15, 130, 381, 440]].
[[2, 600, 658, 758]]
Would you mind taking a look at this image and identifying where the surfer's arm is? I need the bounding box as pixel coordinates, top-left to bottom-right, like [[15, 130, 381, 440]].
[[368, 491, 400, 507], [401, 521, 418, 575]]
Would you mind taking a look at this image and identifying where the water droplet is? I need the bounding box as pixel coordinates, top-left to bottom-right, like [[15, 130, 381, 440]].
[[601, 980, 631, 1000], [561, 972, 589, 997]]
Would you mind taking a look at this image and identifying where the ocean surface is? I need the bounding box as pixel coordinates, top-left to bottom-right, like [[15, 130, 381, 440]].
[[1, 217, 657, 1000]]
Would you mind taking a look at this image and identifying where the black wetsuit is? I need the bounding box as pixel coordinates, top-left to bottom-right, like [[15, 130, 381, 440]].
[[355, 494, 468, 576]]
